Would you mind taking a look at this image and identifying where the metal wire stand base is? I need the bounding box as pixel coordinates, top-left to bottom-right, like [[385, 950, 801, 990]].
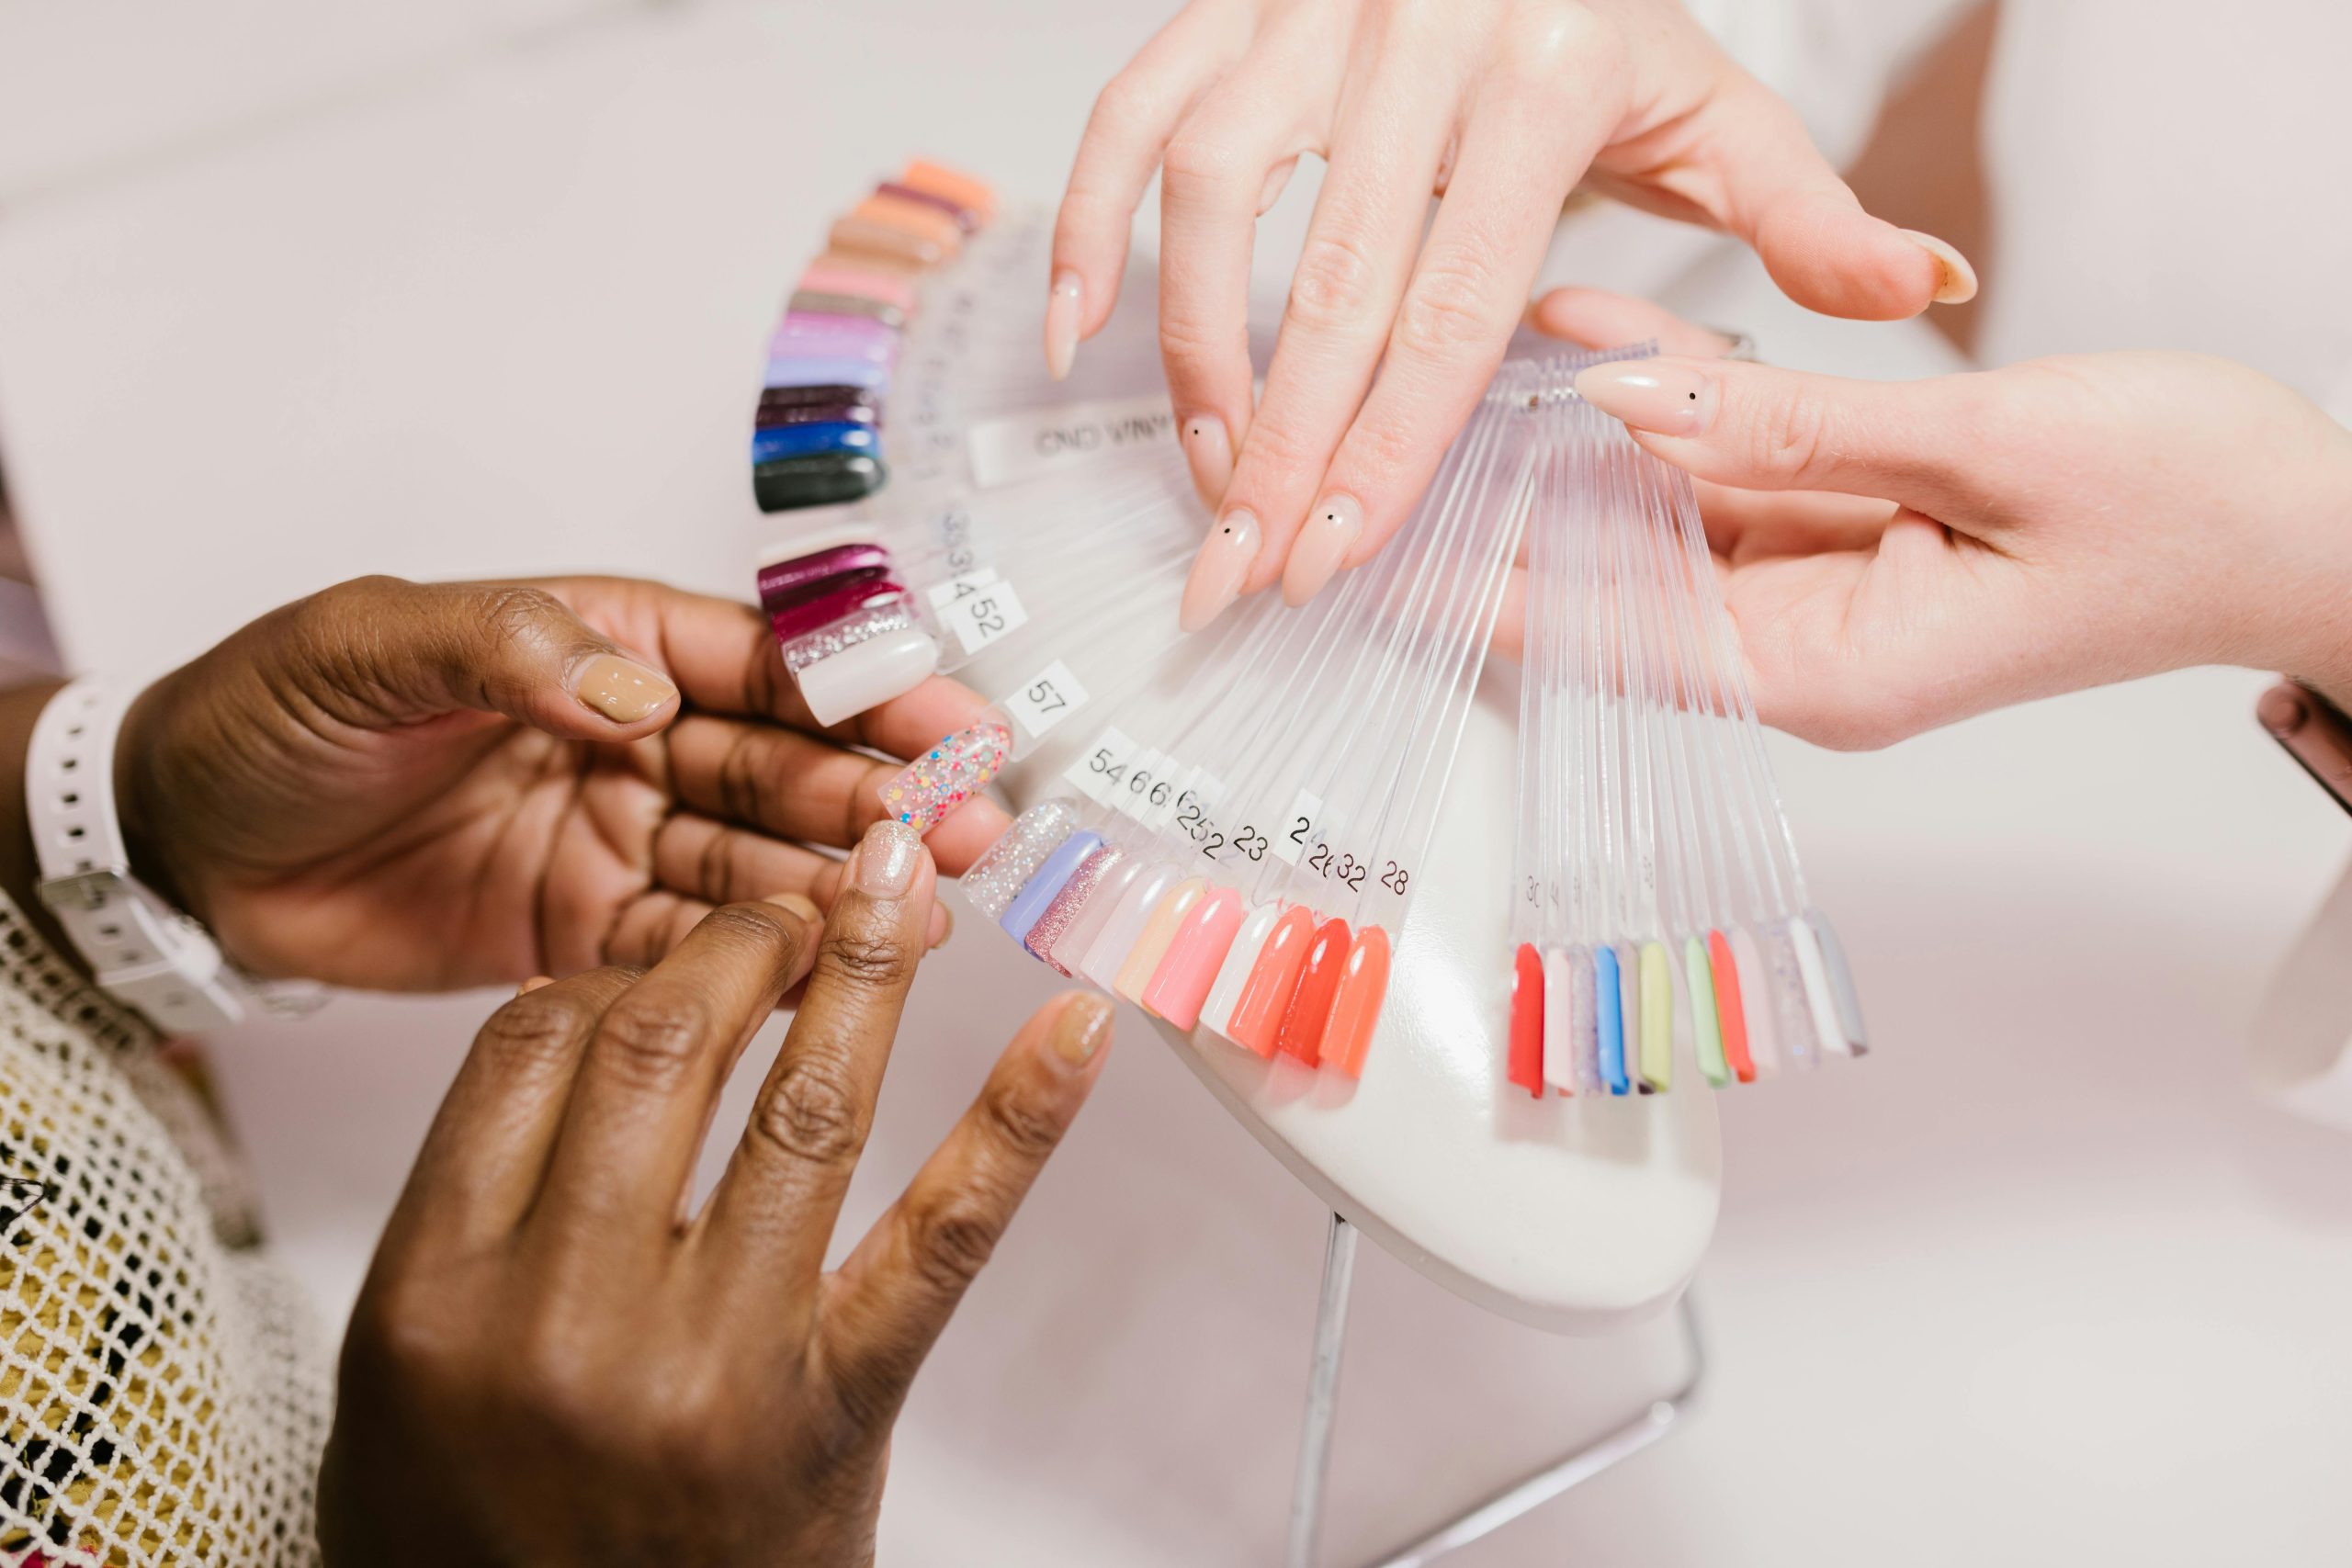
[[1283, 1213, 1708, 1568]]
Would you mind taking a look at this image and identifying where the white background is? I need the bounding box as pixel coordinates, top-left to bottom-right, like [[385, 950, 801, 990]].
[[4, 1, 2352, 1562]]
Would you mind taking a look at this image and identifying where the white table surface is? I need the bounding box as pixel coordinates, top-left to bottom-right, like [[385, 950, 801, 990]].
[[6, 3, 2352, 1562]]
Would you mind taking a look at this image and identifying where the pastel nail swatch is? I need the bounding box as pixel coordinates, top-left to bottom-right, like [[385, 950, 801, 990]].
[[753, 158, 996, 514]]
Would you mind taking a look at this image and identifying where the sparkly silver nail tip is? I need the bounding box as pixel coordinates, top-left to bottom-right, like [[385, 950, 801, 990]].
[[781, 603, 916, 673], [961, 799, 1082, 918]]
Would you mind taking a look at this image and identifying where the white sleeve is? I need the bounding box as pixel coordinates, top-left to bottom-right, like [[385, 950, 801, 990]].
[[1682, 0, 1982, 170]]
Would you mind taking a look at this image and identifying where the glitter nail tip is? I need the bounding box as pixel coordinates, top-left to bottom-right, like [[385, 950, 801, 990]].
[[1019, 840, 1114, 972], [960, 799, 1082, 918], [880, 720, 1012, 835], [781, 600, 918, 673]]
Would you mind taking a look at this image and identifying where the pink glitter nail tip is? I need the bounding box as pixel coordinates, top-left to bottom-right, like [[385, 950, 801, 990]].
[[879, 720, 1012, 832]]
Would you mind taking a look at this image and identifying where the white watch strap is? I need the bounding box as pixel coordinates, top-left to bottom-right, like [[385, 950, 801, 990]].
[[28, 678, 250, 1033]]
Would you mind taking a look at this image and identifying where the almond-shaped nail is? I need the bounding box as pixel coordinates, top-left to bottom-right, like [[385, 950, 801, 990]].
[[1050, 992, 1114, 1069], [880, 720, 1012, 833], [1182, 415, 1234, 502], [1045, 270, 1082, 381], [852, 818, 924, 898], [574, 653, 677, 723], [1284, 493, 1361, 607], [1572, 358, 1714, 437], [1181, 510, 1259, 633], [1901, 230, 1978, 306]]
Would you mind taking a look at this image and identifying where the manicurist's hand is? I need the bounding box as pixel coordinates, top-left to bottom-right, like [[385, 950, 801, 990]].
[[113, 575, 1012, 990], [1514, 289, 2352, 747], [1049, 0, 1976, 629], [319, 820, 1116, 1566]]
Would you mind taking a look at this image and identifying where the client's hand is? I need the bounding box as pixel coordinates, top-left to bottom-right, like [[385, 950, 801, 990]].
[[1052, 0, 1975, 627], [115, 575, 1010, 990], [320, 821, 1115, 1566], [1518, 289, 2352, 747]]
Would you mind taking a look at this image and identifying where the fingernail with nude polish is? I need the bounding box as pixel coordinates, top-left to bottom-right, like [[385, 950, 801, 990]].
[[575, 653, 677, 723], [517, 976, 554, 997], [763, 892, 822, 928], [1183, 415, 1234, 502], [1045, 270, 1083, 381], [1050, 992, 1114, 1069], [1901, 230, 1978, 306], [854, 818, 924, 898], [1572, 358, 1714, 437], [930, 901, 954, 949], [1181, 510, 1259, 633], [1285, 493, 1361, 607]]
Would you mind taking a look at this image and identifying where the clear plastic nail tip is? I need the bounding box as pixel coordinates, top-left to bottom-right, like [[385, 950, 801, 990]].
[[961, 798, 1082, 918]]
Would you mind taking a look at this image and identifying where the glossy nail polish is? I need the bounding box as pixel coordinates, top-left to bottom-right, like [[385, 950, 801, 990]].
[[798, 263, 920, 314], [1730, 926, 1776, 1077], [1567, 947, 1601, 1097], [1804, 909, 1868, 1054], [1274, 919, 1350, 1066], [794, 626, 940, 728], [1023, 844, 1120, 976], [1637, 940, 1673, 1091], [1001, 831, 1102, 945], [1050, 993, 1114, 1068], [764, 354, 891, 392], [752, 421, 880, 466], [573, 653, 675, 724], [1784, 915, 1846, 1064], [759, 381, 876, 417], [1200, 901, 1281, 1042], [1048, 850, 1136, 974], [1226, 906, 1315, 1058], [854, 818, 923, 897], [1685, 934, 1729, 1089], [766, 574, 906, 643], [774, 313, 899, 358], [829, 216, 944, 269], [1180, 511, 1259, 633], [1114, 878, 1205, 1003], [876, 180, 978, 233], [899, 158, 998, 224], [1182, 415, 1234, 502], [1594, 944, 1628, 1095], [756, 399, 878, 431], [1901, 230, 1978, 306], [1541, 946, 1577, 1096], [1571, 359, 1713, 437], [1708, 930, 1755, 1084], [758, 543, 893, 608], [1321, 924, 1390, 1079], [962, 800, 1083, 919], [789, 288, 906, 329], [1508, 943, 1545, 1097], [879, 721, 1012, 833], [1080, 863, 1182, 992], [1284, 494, 1361, 608], [1044, 270, 1082, 382], [850, 195, 964, 256], [753, 452, 887, 512], [1141, 886, 1245, 1029]]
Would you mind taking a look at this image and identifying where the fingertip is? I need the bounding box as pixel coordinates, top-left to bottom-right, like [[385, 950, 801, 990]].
[[1283, 493, 1362, 607], [1046, 270, 1083, 380], [1899, 229, 1978, 306], [572, 652, 679, 729], [1753, 195, 1948, 321], [1043, 990, 1115, 1075]]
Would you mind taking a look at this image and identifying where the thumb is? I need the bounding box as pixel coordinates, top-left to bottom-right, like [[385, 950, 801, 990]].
[[277, 576, 680, 740], [1570, 355, 1983, 514], [1693, 85, 1975, 321]]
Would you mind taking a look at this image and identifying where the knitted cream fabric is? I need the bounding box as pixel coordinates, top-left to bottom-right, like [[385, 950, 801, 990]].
[[0, 889, 329, 1565]]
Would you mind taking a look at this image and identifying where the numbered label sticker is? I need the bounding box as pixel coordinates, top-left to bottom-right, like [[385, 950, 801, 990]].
[[1270, 788, 1325, 867], [924, 569, 1001, 611], [1065, 726, 1137, 805], [1003, 660, 1091, 744], [942, 581, 1030, 657], [1115, 746, 1171, 822]]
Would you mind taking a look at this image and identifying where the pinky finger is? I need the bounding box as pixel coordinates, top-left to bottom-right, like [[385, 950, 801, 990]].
[[817, 993, 1114, 1421]]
